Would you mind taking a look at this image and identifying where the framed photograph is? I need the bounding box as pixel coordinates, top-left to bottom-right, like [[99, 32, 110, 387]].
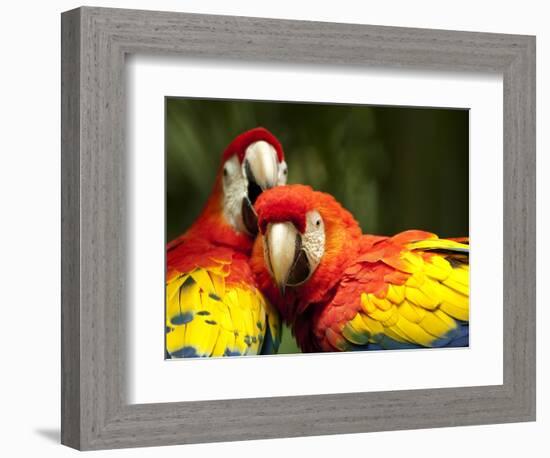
[[61, 6, 535, 450]]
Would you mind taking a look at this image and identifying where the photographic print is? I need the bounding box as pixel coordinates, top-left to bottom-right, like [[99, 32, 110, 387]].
[[165, 98, 469, 358]]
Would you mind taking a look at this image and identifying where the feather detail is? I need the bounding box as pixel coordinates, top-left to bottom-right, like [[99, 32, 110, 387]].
[[166, 250, 280, 357], [311, 232, 469, 351], [250, 185, 469, 353]]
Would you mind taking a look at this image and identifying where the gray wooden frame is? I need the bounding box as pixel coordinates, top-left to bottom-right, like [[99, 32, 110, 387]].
[[61, 6, 536, 450]]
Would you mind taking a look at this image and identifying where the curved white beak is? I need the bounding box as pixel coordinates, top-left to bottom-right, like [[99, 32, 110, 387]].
[[244, 141, 279, 190], [265, 222, 299, 294]]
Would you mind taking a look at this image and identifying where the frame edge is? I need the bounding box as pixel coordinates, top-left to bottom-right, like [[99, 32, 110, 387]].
[[61, 6, 537, 449], [61, 6, 82, 450]]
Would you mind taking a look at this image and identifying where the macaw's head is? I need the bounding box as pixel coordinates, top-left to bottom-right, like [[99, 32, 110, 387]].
[[219, 127, 287, 236], [254, 185, 362, 309]]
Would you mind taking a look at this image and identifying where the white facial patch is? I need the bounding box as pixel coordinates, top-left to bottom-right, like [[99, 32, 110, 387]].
[[301, 210, 325, 274], [222, 155, 248, 233], [222, 144, 286, 234]]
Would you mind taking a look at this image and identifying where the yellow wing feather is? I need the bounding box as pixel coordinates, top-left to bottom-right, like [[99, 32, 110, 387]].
[[166, 265, 280, 358], [344, 239, 469, 349]]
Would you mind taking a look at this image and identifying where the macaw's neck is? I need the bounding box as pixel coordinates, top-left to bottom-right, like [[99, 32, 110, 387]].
[[186, 178, 252, 255], [293, 222, 363, 314]]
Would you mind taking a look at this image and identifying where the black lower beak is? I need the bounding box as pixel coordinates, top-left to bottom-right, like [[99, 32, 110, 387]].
[[287, 247, 311, 287], [242, 197, 258, 236], [245, 160, 265, 204]]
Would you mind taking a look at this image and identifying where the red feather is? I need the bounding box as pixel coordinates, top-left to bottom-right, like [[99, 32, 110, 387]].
[[168, 127, 284, 284], [251, 185, 467, 352], [255, 185, 313, 234], [221, 127, 285, 164]]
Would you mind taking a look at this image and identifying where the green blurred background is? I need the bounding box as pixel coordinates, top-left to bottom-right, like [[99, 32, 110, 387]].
[[166, 98, 469, 354]]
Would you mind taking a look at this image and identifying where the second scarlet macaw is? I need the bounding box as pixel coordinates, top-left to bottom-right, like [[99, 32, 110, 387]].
[[251, 184, 469, 352], [166, 128, 288, 358]]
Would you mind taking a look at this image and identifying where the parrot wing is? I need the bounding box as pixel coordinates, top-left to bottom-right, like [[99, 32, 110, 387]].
[[320, 230, 469, 351], [166, 241, 281, 358]]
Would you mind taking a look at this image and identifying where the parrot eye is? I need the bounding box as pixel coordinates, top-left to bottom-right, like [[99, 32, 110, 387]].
[[223, 167, 228, 177], [306, 211, 323, 232]]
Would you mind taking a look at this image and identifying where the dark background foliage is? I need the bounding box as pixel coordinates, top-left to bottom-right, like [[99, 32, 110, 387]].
[[166, 98, 469, 353]]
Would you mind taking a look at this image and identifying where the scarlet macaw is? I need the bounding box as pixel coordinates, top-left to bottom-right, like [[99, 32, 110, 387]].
[[251, 184, 469, 352], [166, 128, 288, 358]]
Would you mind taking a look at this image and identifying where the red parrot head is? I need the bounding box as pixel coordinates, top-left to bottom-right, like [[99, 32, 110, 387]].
[[254, 185, 362, 305], [217, 127, 287, 237]]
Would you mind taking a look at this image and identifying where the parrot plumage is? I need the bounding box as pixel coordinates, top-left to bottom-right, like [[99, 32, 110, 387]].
[[251, 184, 469, 353], [166, 128, 287, 358]]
